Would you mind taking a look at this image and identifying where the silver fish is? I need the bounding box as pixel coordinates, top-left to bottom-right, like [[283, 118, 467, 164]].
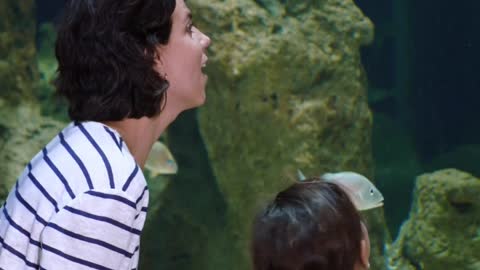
[[297, 170, 384, 211], [145, 141, 178, 177]]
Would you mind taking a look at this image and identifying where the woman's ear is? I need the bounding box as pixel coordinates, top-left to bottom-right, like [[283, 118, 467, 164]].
[[152, 47, 168, 79], [360, 222, 370, 269]]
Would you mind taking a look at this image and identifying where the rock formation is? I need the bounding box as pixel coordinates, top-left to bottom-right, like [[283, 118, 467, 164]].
[[388, 169, 480, 270]]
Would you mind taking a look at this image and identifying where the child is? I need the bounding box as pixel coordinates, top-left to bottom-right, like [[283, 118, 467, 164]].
[[251, 178, 371, 270]]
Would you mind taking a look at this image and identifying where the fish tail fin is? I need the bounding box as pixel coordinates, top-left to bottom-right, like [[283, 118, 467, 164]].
[[297, 169, 306, 181]]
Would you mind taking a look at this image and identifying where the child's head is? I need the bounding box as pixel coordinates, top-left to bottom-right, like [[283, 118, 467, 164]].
[[251, 178, 370, 270]]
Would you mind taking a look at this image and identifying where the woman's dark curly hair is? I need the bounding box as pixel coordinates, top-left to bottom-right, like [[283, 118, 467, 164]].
[[251, 178, 364, 270], [54, 0, 176, 121]]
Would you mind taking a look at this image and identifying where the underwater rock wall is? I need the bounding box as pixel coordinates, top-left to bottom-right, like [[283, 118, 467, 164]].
[[0, 0, 37, 103], [388, 169, 480, 270], [0, 0, 64, 198], [172, 0, 387, 269]]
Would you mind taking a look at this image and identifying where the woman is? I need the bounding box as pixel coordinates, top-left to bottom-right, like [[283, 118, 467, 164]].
[[252, 178, 371, 270], [0, 0, 210, 269]]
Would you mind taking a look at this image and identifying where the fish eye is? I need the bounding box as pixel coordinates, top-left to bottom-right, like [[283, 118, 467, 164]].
[[370, 188, 374, 195]]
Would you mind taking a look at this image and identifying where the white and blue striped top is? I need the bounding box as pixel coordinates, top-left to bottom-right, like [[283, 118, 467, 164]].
[[0, 121, 149, 270]]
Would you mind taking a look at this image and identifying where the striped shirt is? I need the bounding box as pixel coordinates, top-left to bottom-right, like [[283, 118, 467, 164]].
[[0, 121, 149, 270]]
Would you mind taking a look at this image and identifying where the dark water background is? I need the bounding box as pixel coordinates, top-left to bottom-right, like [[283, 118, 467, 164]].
[[35, 0, 480, 238], [355, 0, 480, 236]]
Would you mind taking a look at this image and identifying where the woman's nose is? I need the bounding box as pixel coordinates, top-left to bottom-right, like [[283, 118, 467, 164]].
[[201, 32, 211, 48]]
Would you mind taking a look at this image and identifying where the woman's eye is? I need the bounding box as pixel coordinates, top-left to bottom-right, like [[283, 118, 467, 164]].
[[187, 23, 193, 34]]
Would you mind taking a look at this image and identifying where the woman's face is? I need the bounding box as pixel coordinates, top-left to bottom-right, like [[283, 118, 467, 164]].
[[157, 0, 211, 111]]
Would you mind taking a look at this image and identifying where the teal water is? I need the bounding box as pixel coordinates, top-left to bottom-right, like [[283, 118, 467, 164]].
[[356, 0, 480, 237]]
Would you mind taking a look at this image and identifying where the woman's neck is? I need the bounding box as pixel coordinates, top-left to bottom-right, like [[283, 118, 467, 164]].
[[102, 108, 180, 168]]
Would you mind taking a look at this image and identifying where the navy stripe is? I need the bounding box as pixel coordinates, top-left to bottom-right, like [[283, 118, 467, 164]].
[[122, 166, 140, 192], [42, 148, 75, 199], [41, 243, 113, 270], [103, 127, 121, 150], [133, 209, 146, 220], [78, 123, 115, 188], [59, 132, 94, 189], [119, 138, 124, 149], [135, 186, 148, 205], [2, 207, 41, 248], [64, 206, 141, 235], [86, 191, 137, 209], [47, 223, 133, 258], [27, 168, 59, 213], [15, 182, 48, 226], [0, 235, 39, 269]]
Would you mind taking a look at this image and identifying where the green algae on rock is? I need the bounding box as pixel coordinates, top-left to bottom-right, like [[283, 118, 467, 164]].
[[388, 169, 480, 270], [0, 0, 62, 199], [0, 0, 38, 103]]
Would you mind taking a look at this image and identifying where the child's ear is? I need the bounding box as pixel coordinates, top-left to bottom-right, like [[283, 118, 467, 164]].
[[360, 222, 370, 269], [360, 239, 370, 269]]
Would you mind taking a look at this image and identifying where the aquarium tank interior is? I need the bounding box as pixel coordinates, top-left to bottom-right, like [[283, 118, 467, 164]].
[[1, 0, 479, 269]]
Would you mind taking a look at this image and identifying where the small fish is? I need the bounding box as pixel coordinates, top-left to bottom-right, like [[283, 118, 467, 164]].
[[297, 170, 384, 211], [144, 141, 178, 177]]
